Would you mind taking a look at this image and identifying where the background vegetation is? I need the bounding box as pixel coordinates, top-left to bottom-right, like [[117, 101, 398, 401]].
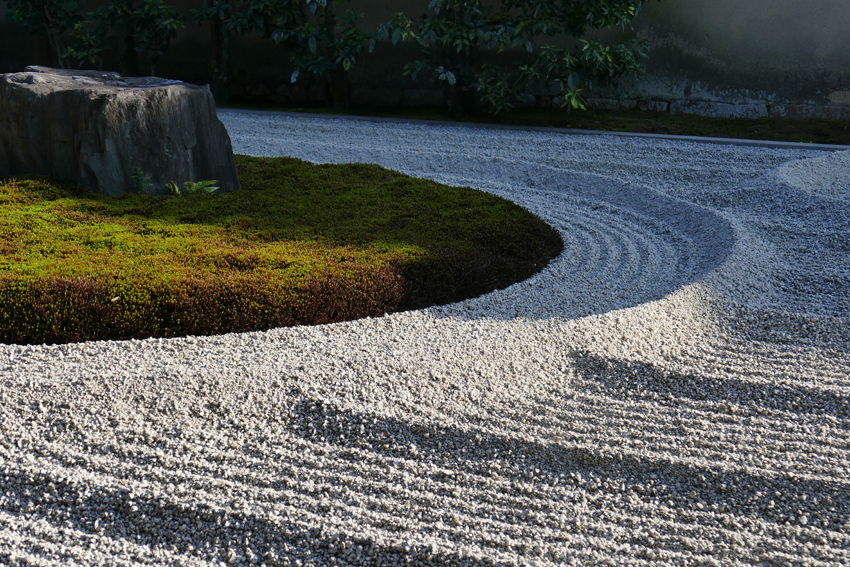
[[6, 0, 655, 114]]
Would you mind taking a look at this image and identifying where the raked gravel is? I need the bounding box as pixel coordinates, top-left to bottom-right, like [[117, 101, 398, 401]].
[[1, 110, 848, 566]]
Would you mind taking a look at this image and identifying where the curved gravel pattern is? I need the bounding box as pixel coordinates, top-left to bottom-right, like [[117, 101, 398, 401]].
[[1, 111, 848, 566]]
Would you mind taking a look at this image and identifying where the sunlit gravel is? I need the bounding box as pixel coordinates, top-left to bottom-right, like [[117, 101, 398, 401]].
[[1, 110, 848, 566]]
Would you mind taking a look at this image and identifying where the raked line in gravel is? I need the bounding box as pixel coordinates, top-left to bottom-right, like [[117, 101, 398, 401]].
[[1, 111, 848, 566]]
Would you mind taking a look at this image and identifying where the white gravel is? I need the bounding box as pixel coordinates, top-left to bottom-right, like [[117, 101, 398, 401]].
[[1, 110, 848, 566]]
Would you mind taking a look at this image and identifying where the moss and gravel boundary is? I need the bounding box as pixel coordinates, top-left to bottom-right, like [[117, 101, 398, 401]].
[[0, 155, 562, 345]]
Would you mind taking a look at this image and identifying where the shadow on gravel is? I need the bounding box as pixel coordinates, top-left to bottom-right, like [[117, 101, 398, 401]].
[[572, 351, 850, 423], [723, 304, 850, 353], [422, 167, 738, 322], [5, 380, 846, 565], [277, 393, 848, 535], [0, 468, 498, 567]]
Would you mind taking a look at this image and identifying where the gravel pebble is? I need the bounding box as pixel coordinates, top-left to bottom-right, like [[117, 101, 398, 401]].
[[0, 111, 847, 566]]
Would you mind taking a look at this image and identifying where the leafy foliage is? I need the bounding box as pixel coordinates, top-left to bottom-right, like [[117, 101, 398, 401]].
[[9, 0, 655, 115], [166, 180, 220, 196], [377, 0, 654, 116], [129, 167, 155, 195], [191, 0, 281, 37], [5, 0, 86, 68], [269, 0, 372, 111], [190, 0, 283, 103], [62, 0, 184, 74], [63, 15, 110, 68], [376, 1, 501, 116], [130, 0, 185, 71]]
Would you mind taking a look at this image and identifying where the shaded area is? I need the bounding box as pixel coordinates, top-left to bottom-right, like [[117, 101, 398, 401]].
[[0, 468, 499, 567], [572, 351, 850, 423], [423, 163, 736, 322], [280, 394, 850, 532], [3, 375, 847, 566], [721, 304, 850, 354]]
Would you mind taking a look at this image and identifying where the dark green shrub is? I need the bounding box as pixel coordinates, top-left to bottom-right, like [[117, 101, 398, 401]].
[[377, 0, 656, 116]]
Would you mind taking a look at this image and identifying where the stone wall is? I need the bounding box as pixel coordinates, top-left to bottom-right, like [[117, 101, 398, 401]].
[[1, 0, 849, 118], [620, 0, 850, 118]]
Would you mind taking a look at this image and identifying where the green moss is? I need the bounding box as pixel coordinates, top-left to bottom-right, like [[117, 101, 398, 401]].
[[0, 156, 562, 345]]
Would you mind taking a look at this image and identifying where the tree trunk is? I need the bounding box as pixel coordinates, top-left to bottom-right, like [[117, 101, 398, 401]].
[[323, 3, 348, 112], [149, 36, 172, 77], [445, 81, 460, 117], [210, 15, 230, 105], [327, 71, 350, 112], [40, 4, 66, 68], [123, 29, 139, 76], [460, 44, 480, 116], [38, 33, 58, 68], [442, 20, 480, 117], [41, 27, 64, 68]]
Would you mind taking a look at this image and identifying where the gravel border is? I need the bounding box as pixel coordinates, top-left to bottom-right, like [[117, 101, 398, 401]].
[[220, 107, 850, 151], [1, 112, 847, 566]]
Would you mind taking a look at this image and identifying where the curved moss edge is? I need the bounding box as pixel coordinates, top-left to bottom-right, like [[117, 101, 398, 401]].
[[0, 156, 563, 345]]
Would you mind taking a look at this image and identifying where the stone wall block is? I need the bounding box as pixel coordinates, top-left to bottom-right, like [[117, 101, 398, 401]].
[[769, 104, 850, 120], [670, 100, 769, 119], [586, 98, 620, 111], [827, 91, 850, 105], [637, 100, 670, 112], [0, 66, 241, 196]]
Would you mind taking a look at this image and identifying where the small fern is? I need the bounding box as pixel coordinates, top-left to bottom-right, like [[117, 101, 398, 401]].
[[185, 180, 219, 194], [166, 180, 220, 196], [130, 168, 155, 195]]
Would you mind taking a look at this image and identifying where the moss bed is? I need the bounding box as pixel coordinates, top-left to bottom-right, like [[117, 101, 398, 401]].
[[0, 155, 563, 345]]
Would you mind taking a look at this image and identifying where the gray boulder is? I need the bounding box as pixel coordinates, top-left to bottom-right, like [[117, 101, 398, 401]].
[[0, 66, 241, 196]]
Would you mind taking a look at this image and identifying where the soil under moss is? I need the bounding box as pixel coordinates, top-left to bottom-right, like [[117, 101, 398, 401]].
[[0, 155, 563, 345]]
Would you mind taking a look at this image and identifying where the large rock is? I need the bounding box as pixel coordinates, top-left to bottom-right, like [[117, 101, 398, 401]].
[[0, 66, 241, 196]]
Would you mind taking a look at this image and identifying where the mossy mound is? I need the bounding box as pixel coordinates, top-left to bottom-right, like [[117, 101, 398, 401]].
[[0, 156, 563, 345]]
